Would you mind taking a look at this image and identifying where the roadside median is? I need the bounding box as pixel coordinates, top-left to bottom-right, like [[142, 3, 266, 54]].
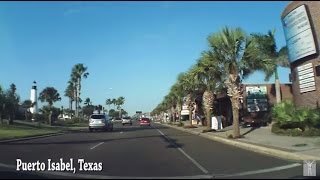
[[0, 121, 88, 143], [157, 122, 320, 161]]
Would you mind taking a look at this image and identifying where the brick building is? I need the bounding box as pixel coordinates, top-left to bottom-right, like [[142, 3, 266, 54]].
[[281, 2, 320, 108]]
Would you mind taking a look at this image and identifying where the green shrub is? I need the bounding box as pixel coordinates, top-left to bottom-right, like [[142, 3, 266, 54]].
[[306, 109, 320, 128], [272, 122, 306, 136], [271, 100, 320, 130], [33, 113, 48, 123]]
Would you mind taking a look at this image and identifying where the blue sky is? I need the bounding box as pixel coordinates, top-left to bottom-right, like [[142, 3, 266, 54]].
[[0, 1, 291, 115]]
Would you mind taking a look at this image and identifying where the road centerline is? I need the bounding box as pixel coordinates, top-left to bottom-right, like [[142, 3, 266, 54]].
[[90, 142, 104, 150], [154, 127, 209, 174]]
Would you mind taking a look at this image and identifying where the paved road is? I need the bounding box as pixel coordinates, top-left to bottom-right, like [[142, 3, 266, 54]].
[[0, 121, 319, 179]]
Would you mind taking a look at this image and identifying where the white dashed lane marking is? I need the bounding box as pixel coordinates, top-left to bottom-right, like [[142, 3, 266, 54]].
[[90, 142, 104, 150]]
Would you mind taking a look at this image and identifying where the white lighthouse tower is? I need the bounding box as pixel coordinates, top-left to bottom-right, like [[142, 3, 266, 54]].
[[30, 81, 38, 120]]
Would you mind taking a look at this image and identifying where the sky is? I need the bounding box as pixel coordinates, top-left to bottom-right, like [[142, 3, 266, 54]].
[[0, 1, 291, 116]]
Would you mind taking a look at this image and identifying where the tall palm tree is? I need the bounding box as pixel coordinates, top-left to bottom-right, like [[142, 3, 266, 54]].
[[71, 63, 89, 117], [84, 98, 92, 107], [106, 98, 112, 111], [64, 80, 75, 117], [170, 83, 185, 123], [252, 29, 289, 103], [163, 94, 175, 122], [195, 51, 224, 129], [208, 27, 273, 138], [39, 87, 61, 125], [177, 69, 200, 126], [115, 96, 125, 118], [111, 98, 117, 110]]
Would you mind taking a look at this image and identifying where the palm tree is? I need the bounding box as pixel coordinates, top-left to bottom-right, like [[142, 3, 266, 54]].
[[170, 83, 185, 123], [71, 63, 89, 117], [195, 51, 224, 129], [252, 29, 289, 104], [38, 87, 61, 125], [106, 98, 112, 111], [115, 96, 125, 118], [84, 98, 92, 107], [22, 100, 35, 121], [208, 27, 274, 138], [111, 98, 117, 110], [177, 69, 200, 126], [64, 80, 75, 117], [163, 94, 175, 122]]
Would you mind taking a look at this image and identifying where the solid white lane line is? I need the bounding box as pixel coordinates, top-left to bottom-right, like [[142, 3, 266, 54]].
[[155, 128, 209, 174], [90, 142, 104, 150], [216, 163, 301, 178], [176, 147, 209, 174]]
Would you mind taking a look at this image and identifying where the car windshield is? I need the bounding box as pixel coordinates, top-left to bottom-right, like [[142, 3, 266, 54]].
[[90, 115, 105, 119]]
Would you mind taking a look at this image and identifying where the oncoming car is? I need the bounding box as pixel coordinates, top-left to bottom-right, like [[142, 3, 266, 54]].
[[89, 113, 113, 132], [122, 116, 132, 126]]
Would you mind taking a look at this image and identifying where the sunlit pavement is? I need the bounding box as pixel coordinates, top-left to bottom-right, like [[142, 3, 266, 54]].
[[0, 121, 319, 179]]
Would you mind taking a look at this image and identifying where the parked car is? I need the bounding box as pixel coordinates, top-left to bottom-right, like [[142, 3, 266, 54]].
[[89, 113, 113, 132], [139, 117, 151, 126], [122, 117, 132, 126]]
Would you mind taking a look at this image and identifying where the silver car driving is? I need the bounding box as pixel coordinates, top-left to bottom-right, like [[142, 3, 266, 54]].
[[89, 113, 113, 132], [122, 116, 132, 126]]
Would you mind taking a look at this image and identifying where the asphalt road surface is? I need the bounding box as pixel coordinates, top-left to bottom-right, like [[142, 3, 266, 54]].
[[0, 121, 319, 179]]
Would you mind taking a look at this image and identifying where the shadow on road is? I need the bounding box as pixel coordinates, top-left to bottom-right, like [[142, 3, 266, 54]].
[[242, 127, 260, 136], [158, 134, 185, 149]]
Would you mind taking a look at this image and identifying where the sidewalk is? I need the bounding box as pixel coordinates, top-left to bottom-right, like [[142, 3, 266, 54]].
[[157, 121, 320, 161]]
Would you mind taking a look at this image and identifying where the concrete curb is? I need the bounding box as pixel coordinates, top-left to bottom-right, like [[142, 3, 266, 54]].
[[157, 123, 320, 161], [0, 132, 66, 143]]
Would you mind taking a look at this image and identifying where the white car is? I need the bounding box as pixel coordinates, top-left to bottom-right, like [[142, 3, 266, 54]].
[[89, 113, 113, 132], [112, 117, 122, 123], [122, 117, 132, 126]]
